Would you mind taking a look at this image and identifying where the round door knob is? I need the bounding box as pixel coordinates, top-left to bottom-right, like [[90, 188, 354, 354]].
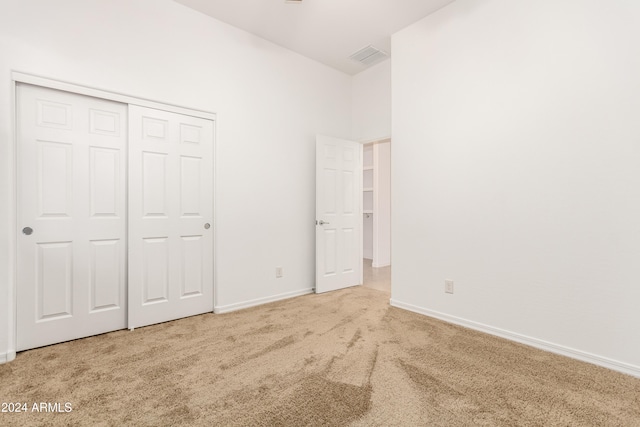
[[22, 227, 33, 235], [204, 223, 211, 230]]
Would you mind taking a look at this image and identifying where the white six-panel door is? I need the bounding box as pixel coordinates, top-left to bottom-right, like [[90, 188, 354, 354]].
[[16, 84, 127, 351], [315, 135, 363, 293], [128, 105, 214, 329]]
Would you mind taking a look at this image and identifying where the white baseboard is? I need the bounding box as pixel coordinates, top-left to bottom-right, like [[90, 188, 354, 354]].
[[214, 288, 314, 314], [0, 351, 16, 364], [390, 299, 640, 379], [372, 262, 390, 268]]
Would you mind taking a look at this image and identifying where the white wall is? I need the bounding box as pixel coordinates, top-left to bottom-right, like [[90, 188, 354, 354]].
[[352, 59, 391, 142], [0, 0, 352, 360], [392, 0, 640, 376]]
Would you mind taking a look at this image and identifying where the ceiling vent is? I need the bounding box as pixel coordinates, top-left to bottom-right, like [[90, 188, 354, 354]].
[[285, 0, 303, 3], [349, 45, 388, 66]]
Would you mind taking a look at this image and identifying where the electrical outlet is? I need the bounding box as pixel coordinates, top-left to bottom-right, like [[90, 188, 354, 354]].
[[276, 267, 283, 278], [445, 280, 454, 294]]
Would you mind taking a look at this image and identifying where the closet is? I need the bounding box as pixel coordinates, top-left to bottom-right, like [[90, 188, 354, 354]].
[[16, 83, 215, 351], [362, 139, 391, 268], [363, 145, 374, 259]]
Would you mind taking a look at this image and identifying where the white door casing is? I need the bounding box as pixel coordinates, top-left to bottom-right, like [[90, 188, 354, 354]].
[[16, 83, 127, 351], [315, 135, 363, 293], [128, 105, 214, 329]]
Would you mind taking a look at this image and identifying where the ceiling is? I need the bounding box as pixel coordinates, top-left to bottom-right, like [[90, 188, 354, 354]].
[[173, 0, 456, 75]]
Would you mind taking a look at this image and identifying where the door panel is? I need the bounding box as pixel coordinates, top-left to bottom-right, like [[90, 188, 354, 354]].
[[142, 151, 169, 217], [89, 239, 122, 312], [129, 106, 214, 329], [315, 135, 363, 293], [180, 156, 202, 216], [181, 236, 204, 297], [36, 241, 73, 320], [90, 147, 121, 217], [142, 237, 170, 304], [38, 141, 73, 217], [17, 83, 127, 351]]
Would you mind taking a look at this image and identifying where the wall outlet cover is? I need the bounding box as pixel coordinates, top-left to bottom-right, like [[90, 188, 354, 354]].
[[445, 280, 454, 294]]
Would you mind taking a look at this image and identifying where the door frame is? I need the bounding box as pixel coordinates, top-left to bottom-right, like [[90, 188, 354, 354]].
[[7, 72, 218, 359]]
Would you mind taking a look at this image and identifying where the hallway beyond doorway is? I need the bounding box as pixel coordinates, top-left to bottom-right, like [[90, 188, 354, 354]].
[[363, 258, 390, 294]]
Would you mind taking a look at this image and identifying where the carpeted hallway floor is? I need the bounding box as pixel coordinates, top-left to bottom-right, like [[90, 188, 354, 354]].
[[1, 286, 639, 426]]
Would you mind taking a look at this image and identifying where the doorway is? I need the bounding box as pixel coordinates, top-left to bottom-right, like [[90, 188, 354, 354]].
[[362, 139, 391, 293]]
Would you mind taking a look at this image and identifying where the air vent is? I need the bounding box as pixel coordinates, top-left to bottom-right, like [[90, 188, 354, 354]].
[[349, 45, 388, 66], [285, 0, 303, 3]]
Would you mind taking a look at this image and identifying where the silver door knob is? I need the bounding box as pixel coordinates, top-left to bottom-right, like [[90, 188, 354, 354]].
[[318, 220, 330, 225], [204, 223, 211, 229], [22, 227, 33, 235]]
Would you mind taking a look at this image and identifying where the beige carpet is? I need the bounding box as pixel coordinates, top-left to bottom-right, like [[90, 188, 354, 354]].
[[1, 286, 638, 426]]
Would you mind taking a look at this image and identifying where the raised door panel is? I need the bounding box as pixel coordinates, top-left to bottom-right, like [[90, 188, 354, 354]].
[[38, 141, 73, 218], [322, 230, 337, 277], [341, 228, 356, 274], [37, 100, 72, 130], [180, 123, 201, 145], [90, 147, 120, 218], [36, 242, 73, 321], [181, 236, 204, 298], [180, 156, 202, 217], [142, 116, 168, 141], [89, 109, 121, 136], [323, 169, 337, 215], [142, 238, 170, 304], [142, 152, 168, 218], [342, 171, 355, 215], [90, 239, 122, 312]]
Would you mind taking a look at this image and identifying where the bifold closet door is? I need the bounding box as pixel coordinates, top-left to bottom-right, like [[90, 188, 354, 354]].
[[16, 84, 127, 351], [128, 105, 214, 329]]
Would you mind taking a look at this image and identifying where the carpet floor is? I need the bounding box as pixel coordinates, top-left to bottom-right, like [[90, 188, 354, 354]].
[[1, 286, 639, 426]]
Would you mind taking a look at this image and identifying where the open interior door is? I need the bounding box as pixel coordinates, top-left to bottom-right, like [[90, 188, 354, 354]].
[[315, 135, 362, 293]]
